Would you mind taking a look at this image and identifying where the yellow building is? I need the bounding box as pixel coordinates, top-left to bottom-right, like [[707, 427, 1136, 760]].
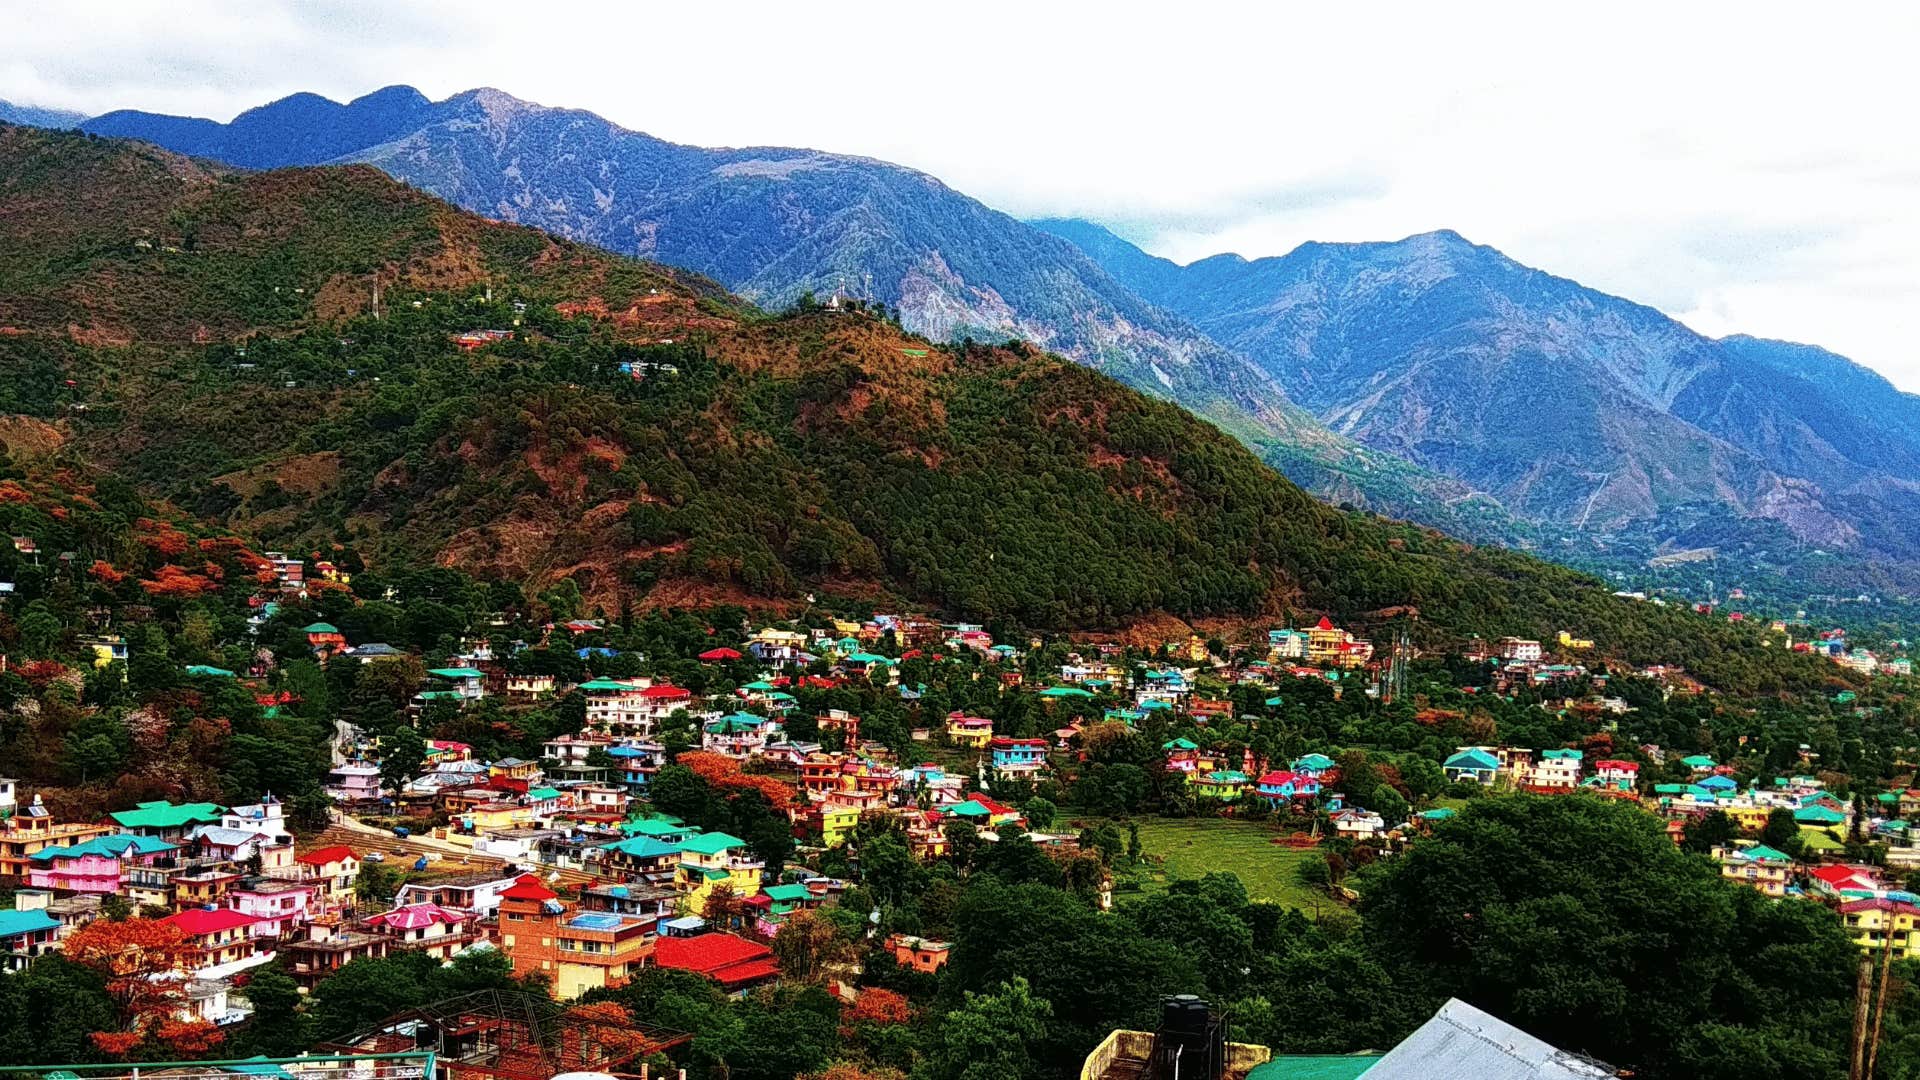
[[946, 713, 995, 749], [1557, 630, 1594, 650], [1841, 898, 1920, 960], [1713, 843, 1793, 897], [816, 804, 860, 847], [674, 831, 764, 911]]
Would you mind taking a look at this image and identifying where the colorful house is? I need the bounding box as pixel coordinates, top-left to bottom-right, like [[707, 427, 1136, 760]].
[[293, 845, 361, 898], [946, 713, 996, 749], [887, 932, 952, 973], [1714, 843, 1794, 897], [1591, 760, 1640, 792], [0, 907, 61, 971], [1255, 770, 1320, 807], [366, 902, 481, 960], [161, 907, 272, 978], [27, 833, 176, 893], [1526, 750, 1583, 791], [1192, 770, 1250, 801], [109, 800, 224, 842], [945, 796, 1025, 831], [1841, 898, 1920, 960], [703, 713, 784, 758], [498, 874, 655, 1000], [303, 622, 348, 657], [675, 832, 765, 908], [1442, 748, 1499, 786], [653, 932, 779, 995], [989, 737, 1049, 779]]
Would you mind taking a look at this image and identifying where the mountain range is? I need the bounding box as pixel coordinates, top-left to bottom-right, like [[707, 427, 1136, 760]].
[[9, 85, 1919, 573], [0, 117, 1836, 702]]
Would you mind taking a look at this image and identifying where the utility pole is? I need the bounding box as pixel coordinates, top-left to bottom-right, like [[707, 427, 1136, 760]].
[[1867, 928, 1898, 1079], [1852, 954, 1873, 1080]]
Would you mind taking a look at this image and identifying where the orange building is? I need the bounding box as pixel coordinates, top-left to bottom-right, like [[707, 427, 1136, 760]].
[[497, 874, 655, 1000], [887, 932, 951, 973], [0, 794, 110, 879]]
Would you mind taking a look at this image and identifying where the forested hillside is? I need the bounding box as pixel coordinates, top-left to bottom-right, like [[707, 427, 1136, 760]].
[[0, 123, 1843, 695]]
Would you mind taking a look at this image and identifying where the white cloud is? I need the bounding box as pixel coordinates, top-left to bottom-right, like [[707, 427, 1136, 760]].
[[5, 0, 1918, 388]]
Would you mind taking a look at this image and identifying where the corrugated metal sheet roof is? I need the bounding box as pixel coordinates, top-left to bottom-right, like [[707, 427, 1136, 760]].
[[1359, 999, 1616, 1080]]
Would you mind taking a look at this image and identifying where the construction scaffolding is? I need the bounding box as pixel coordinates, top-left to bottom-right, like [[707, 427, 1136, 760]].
[[316, 990, 689, 1080]]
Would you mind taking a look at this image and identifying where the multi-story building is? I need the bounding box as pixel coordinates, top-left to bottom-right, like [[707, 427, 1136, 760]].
[[497, 874, 655, 1000], [26, 833, 176, 894], [160, 907, 273, 979], [1713, 844, 1794, 897], [702, 713, 784, 758], [581, 679, 693, 739], [0, 903, 61, 971], [365, 902, 482, 960], [989, 737, 1048, 779], [1841, 898, 1920, 960], [1526, 749, 1583, 791], [107, 800, 223, 843], [1497, 637, 1544, 663], [1268, 628, 1309, 661], [281, 922, 390, 989], [945, 713, 995, 749], [674, 832, 764, 908]]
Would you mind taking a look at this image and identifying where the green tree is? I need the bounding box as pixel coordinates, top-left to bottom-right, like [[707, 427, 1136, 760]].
[[916, 976, 1053, 1080]]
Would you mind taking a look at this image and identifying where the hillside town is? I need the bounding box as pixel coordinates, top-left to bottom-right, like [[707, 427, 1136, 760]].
[[4, 523, 1919, 1080]]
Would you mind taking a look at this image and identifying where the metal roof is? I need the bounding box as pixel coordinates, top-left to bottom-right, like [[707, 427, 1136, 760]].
[[1359, 999, 1615, 1080]]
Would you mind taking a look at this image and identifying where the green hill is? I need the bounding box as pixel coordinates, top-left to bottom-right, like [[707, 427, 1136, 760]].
[[0, 123, 1844, 695]]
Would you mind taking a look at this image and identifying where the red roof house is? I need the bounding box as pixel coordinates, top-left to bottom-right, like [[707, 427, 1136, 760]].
[[699, 648, 744, 662], [653, 932, 780, 992]]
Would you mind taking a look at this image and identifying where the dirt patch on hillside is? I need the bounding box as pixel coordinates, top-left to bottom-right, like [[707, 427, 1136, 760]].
[[0, 416, 66, 459], [214, 451, 342, 499]]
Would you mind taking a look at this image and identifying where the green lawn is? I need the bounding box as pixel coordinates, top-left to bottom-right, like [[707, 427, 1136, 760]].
[[1098, 817, 1331, 912]]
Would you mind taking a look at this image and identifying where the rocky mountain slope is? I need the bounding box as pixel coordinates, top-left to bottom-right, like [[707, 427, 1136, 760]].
[[1036, 219, 1920, 559], [0, 97, 86, 129]]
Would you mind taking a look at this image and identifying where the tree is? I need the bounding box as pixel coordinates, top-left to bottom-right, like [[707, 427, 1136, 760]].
[[237, 965, 312, 1056], [1681, 809, 1738, 854], [1360, 795, 1856, 1077], [379, 725, 427, 793], [1368, 783, 1409, 825], [62, 918, 219, 1056], [1023, 796, 1057, 831], [1760, 807, 1804, 856], [772, 909, 853, 984], [917, 976, 1053, 1080]]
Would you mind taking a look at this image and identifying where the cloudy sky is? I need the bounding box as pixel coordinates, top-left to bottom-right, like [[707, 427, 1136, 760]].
[[7, 1, 1917, 388]]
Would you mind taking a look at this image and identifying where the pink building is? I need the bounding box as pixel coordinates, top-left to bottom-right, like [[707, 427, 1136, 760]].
[[26, 833, 177, 894], [365, 902, 481, 959], [227, 878, 318, 936]]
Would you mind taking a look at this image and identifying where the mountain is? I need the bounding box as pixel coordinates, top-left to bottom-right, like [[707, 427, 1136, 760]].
[[70, 87, 1514, 538], [1037, 219, 1920, 559], [0, 98, 86, 129], [0, 121, 1835, 694]]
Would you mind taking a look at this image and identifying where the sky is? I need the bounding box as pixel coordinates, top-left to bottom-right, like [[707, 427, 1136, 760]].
[[5, 1, 1918, 389]]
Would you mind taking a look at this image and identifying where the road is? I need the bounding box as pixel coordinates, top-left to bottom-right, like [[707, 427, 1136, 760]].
[[320, 812, 600, 888]]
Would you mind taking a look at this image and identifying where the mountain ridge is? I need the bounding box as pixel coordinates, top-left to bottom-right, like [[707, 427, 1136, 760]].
[[67, 85, 1513, 540], [1034, 217, 1920, 560]]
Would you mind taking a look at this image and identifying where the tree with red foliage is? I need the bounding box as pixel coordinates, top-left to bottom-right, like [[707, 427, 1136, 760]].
[[678, 750, 798, 812], [63, 918, 224, 1058], [842, 987, 911, 1032], [89, 560, 128, 586], [140, 564, 218, 598], [134, 519, 192, 558]]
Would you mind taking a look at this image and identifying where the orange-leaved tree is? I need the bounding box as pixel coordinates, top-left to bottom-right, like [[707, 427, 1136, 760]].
[[63, 917, 222, 1058]]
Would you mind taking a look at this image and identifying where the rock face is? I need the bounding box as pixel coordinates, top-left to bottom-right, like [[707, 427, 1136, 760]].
[[1037, 219, 1920, 557]]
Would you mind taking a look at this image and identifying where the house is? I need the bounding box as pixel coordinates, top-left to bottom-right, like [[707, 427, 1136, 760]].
[[581, 679, 693, 739], [989, 737, 1049, 779], [1291, 753, 1336, 778], [1714, 843, 1794, 897], [227, 878, 319, 935], [1556, 630, 1594, 650], [747, 627, 809, 662], [393, 870, 524, 916], [1191, 770, 1250, 801], [365, 902, 480, 960], [325, 762, 382, 803], [698, 647, 744, 663], [1163, 738, 1206, 774], [506, 672, 556, 699], [425, 667, 488, 701], [1840, 898, 1920, 960], [1526, 749, 1583, 791], [1358, 997, 1613, 1079], [27, 833, 176, 894], [1496, 637, 1543, 663], [887, 932, 952, 973], [1268, 628, 1309, 661], [292, 845, 361, 898], [944, 796, 1025, 831], [160, 907, 273, 978], [703, 713, 785, 758], [0, 904, 61, 971], [945, 713, 995, 749], [810, 803, 862, 848], [653, 932, 780, 995], [1331, 808, 1388, 839], [221, 796, 292, 842], [109, 800, 224, 842], [188, 824, 293, 872], [282, 923, 391, 989], [347, 642, 405, 663], [1591, 759, 1640, 792], [600, 835, 685, 883], [498, 874, 656, 1000], [1681, 754, 1718, 773], [1442, 748, 1499, 786], [303, 622, 348, 656], [675, 832, 765, 907], [1255, 770, 1320, 807]]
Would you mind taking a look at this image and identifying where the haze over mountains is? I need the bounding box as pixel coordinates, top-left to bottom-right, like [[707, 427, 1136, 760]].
[[13, 85, 1920, 569]]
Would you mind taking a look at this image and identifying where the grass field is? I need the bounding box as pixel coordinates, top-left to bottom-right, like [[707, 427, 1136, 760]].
[[1096, 816, 1331, 912]]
